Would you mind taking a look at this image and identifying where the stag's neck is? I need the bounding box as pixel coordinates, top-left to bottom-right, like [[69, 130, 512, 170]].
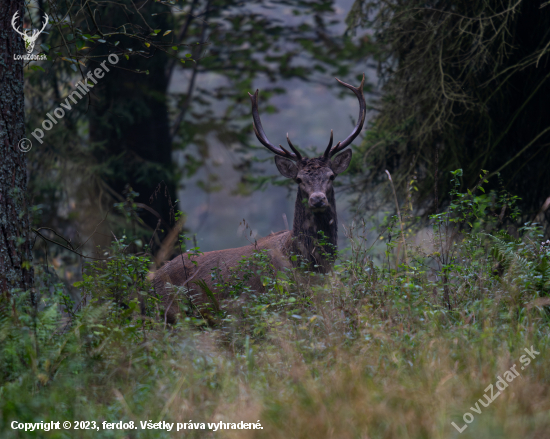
[[290, 187, 338, 273]]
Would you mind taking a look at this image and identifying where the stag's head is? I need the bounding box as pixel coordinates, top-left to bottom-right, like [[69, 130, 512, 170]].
[[248, 75, 366, 213]]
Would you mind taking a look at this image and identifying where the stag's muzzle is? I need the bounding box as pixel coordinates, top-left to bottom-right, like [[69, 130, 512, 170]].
[[309, 192, 328, 211]]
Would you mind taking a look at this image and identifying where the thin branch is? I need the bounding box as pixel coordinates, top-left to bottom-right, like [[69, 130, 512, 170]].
[[170, 0, 211, 140], [486, 126, 550, 181], [32, 229, 109, 260]]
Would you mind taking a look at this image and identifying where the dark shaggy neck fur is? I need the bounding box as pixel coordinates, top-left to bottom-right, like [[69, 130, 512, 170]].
[[291, 186, 338, 273]]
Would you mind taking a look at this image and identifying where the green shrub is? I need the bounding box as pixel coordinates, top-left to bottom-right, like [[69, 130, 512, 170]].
[[2, 173, 550, 438]]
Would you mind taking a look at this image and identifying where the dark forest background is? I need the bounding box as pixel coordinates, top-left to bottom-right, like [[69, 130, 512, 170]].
[[1, 0, 549, 301]]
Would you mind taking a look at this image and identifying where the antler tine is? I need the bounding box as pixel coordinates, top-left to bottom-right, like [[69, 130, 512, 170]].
[[329, 74, 366, 157], [278, 143, 294, 157], [248, 90, 299, 161], [39, 13, 49, 32], [323, 129, 334, 158], [286, 133, 302, 161], [11, 12, 25, 37]]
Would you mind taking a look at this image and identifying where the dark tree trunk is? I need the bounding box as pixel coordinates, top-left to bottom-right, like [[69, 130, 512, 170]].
[[0, 0, 34, 293], [88, 2, 176, 234]]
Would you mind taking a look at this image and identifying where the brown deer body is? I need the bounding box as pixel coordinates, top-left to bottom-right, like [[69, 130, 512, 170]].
[[153, 75, 366, 322]]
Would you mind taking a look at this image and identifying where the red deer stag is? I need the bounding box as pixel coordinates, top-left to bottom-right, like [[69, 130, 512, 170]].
[[153, 75, 366, 322]]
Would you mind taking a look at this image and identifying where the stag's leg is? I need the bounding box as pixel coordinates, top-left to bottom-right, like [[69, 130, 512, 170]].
[[152, 257, 202, 324]]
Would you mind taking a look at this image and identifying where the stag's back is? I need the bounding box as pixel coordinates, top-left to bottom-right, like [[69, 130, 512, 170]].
[[152, 230, 292, 322]]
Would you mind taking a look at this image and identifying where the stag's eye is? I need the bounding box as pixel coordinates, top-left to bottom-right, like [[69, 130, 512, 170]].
[[329, 174, 335, 180], [296, 178, 302, 184]]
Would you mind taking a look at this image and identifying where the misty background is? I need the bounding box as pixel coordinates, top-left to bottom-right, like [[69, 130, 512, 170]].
[[172, 0, 374, 252]]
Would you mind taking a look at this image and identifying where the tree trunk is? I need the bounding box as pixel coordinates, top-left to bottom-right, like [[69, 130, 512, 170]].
[[88, 2, 176, 236], [0, 0, 34, 293]]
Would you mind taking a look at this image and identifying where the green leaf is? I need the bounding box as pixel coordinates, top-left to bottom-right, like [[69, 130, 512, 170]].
[[172, 46, 178, 50], [194, 279, 220, 313], [535, 257, 549, 274], [185, 53, 192, 57], [163, 30, 172, 36]]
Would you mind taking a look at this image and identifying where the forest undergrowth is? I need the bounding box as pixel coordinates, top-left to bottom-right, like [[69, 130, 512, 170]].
[[1, 171, 550, 438]]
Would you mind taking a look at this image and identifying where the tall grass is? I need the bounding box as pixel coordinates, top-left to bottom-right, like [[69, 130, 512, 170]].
[[1, 175, 550, 438]]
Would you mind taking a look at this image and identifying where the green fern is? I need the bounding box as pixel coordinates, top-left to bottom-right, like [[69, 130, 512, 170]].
[[488, 232, 549, 297]]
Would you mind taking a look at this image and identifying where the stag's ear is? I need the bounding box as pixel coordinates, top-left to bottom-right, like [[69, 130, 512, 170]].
[[275, 156, 299, 179], [330, 149, 352, 174]]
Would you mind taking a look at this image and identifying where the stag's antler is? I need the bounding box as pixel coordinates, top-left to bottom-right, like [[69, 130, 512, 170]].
[[11, 12, 26, 37], [324, 74, 366, 158], [248, 89, 302, 161], [36, 13, 49, 38], [249, 75, 365, 161]]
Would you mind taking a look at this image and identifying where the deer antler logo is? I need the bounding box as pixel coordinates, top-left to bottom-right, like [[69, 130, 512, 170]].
[[12, 12, 49, 54]]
